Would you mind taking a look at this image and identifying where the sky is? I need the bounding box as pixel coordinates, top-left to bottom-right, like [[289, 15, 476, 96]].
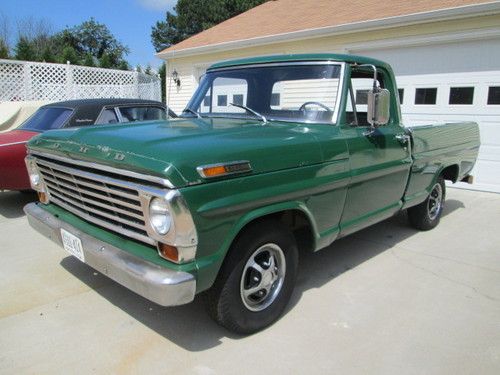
[[0, 0, 177, 69]]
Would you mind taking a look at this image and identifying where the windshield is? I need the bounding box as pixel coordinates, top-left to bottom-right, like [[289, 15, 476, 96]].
[[183, 63, 343, 124], [18, 107, 73, 131]]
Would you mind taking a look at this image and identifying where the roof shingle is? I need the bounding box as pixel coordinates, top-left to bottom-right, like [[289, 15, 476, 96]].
[[159, 0, 494, 55]]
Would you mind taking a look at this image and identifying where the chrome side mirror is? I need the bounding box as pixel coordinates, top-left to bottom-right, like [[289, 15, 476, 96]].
[[367, 88, 390, 127]]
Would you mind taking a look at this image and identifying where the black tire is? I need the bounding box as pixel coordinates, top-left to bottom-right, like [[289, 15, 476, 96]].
[[408, 176, 446, 231], [204, 219, 298, 334]]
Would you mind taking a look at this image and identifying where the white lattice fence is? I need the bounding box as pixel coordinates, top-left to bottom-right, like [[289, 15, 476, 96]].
[[0, 59, 161, 102]]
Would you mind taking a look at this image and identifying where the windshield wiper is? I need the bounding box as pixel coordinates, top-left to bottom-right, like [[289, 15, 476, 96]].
[[229, 103, 267, 124], [183, 107, 202, 119]]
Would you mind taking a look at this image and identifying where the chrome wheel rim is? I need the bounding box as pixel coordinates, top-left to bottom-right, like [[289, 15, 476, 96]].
[[240, 243, 286, 312], [427, 183, 443, 221]]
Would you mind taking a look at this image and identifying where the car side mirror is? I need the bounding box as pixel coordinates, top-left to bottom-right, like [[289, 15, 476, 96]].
[[367, 88, 390, 127]]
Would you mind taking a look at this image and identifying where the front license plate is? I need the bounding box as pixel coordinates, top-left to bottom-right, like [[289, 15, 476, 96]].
[[61, 229, 85, 262]]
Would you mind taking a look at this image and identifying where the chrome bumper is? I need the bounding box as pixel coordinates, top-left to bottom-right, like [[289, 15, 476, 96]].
[[24, 203, 196, 306]]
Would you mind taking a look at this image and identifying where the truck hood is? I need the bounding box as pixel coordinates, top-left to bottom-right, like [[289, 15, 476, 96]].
[[27, 118, 324, 187]]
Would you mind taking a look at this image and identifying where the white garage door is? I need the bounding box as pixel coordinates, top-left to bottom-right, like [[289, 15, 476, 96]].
[[352, 40, 500, 193]]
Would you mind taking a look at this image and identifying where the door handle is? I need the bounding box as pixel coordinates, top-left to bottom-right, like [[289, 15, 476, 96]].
[[395, 134, 410, 145]]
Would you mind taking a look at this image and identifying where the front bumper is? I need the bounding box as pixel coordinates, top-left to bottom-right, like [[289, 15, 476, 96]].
[[24, 202, 196, 306]]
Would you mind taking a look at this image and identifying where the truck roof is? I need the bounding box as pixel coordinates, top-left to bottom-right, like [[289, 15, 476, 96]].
[[207, 53, 391, 71]]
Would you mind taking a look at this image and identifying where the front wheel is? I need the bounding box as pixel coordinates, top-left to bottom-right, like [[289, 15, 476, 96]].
[[204, 220, 298, 334], [408, 176, 446, 231]]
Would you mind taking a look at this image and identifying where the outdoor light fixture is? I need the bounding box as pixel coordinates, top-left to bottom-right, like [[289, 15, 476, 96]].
[[172, 69, 181, 87]]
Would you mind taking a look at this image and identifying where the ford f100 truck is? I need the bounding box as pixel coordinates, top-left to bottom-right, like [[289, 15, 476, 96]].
[[24, 54, 480, 334]]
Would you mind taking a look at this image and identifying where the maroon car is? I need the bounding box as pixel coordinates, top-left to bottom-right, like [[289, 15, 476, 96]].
[[0, 98, 174, 191]]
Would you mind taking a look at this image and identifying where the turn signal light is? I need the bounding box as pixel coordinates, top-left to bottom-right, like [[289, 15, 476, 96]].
[[201, 165, 227, 178], [197, 161, 252, 179], [38, 191, 49, 204], [158, 243, 179, 263]]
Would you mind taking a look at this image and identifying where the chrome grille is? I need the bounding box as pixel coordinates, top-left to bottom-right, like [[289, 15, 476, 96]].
[[33, 152, 168, 245]]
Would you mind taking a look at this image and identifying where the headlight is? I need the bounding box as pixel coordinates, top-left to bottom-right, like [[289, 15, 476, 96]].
[[25, 158, 41, 188], [143, 190, 198, 264], [30, 173, 40, 186], [149, 197, 172, 235]]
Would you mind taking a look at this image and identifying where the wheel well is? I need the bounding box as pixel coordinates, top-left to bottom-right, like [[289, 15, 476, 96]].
[[441, 164, 459, 183], [235, 210, 315, 253]]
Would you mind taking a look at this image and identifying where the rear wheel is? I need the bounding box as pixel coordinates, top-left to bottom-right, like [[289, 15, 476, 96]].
[[204, 220, 298, 334], [408, 176, 445, 231]]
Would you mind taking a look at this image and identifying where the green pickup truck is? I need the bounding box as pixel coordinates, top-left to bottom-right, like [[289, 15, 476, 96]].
[[24, 54, 479, 334]]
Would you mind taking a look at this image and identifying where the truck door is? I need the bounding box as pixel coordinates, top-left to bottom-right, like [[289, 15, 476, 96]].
[[339, 67, 412, 236]]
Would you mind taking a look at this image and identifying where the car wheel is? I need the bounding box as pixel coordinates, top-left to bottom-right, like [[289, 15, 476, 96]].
[[204, 219, 298, 334], [408, 176, 446, 231]]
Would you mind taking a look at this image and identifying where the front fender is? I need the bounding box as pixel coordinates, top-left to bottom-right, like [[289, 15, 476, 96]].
[[194, 200, 319, 293]]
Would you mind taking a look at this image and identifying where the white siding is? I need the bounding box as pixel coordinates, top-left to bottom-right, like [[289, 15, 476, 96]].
[[273, 79, 339, 110], [165, 64, 198, 114]]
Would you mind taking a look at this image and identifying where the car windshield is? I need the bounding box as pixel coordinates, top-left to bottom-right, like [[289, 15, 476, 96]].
[[18, 107, 73, 131], [183, 63, 342, 124]]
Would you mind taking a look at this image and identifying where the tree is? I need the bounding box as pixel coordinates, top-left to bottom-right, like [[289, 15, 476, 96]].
[[6, 16, 131, 69], [15, 16, 55, 61], [0, 13, 10, 58], [14, 36, 37, 61], [60, 45, 79, 64], [151, 0, 268, 52], [59, 18, 129, 69], [144, 64, 152, 75], [99, 52, 113, 68], [0, 39, 8, 58], [158, 62, 166, 102], [118, 60, 129, 71], [83, 53, 95, 67], [40, 46, 56, 63]]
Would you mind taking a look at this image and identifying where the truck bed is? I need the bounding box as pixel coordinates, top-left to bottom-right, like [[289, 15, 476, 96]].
[[404, 121, 480, 206]]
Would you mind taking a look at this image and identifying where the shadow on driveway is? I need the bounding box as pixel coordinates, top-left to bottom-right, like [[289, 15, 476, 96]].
[[0, 191, 37, 219], [60, 199, 466, 351]]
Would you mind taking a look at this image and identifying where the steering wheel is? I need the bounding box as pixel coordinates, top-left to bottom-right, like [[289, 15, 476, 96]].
[[299, 101, 332, 112]]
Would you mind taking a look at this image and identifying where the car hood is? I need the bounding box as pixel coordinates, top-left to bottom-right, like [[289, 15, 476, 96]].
[[0, 130, 38, 147], [27, 118, 325, 187]]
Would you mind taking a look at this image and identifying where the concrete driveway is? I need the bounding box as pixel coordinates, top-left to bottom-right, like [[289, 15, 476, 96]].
[[0, 188, 499, 374]]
